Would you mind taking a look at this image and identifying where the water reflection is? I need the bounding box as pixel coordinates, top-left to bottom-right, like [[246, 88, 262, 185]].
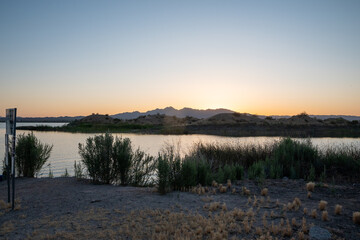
[[0, 122, 359, 177]]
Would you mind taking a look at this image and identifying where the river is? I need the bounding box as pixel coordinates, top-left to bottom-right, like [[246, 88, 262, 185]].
[[0, 122, 359, 177]]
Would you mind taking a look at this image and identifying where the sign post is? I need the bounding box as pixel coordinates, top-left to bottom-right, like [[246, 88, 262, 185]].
[[5, 108, 16, 210]]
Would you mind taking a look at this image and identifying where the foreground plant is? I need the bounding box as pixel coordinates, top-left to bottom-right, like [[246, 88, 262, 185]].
[[15, 133, 53, 177], [79, 133, 155, 185]]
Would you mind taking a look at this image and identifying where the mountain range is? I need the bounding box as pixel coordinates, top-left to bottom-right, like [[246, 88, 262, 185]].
[[1, 107, 360, 122]]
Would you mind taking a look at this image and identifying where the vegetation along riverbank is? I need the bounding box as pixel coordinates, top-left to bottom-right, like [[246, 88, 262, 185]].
[[16, 112, 360, 137]]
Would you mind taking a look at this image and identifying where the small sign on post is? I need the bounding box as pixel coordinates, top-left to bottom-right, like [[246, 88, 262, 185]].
[[5, 108, 17, 210]]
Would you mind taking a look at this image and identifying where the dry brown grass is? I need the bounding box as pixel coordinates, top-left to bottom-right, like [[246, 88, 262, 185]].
[[0, 221, 15, 235], [319, 200, 328, 211], [335, 204, 342, 215], [306, 182, 315, 192], [227, 179, 232, 188], [261, 188, 268, 196], [322, 211, 329, 221], [307, 191, 311, 198], [219, 186, 227, 193], [311, 209, 317, 219], [303, 208, 308, 215], [353, 212, 360, 225]]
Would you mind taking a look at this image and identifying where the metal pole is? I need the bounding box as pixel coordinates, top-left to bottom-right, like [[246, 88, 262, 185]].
[[11, 108, 16, 210], [5, 134, 10, 203]]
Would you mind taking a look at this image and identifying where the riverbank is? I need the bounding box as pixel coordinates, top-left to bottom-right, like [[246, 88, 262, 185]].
[[16, 113, 360, 137], [1, 177, 359, 239]]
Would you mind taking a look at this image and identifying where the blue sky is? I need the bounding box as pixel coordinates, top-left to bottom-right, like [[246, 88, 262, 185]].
[[1, 0, 359, 117]]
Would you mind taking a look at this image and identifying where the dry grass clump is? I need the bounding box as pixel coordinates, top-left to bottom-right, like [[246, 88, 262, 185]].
[[0, 221, 15, 235], [303, 208, 308, 215], [231, 188, 236, 194], [301, 217, 308, 233], [227, 179, 231, 188], [321, 211, 329, 221], [261, 188, 268, 196], [212, 180, 218, 188], [319, 200, 328, 211], [219, 186, 227, 193], [335, 204, 342, 215], [0, 199, 11, 210], [306, 182, 315, 192], [311, 209, 317, 219], [353, 212, 360, 225], [307, 191, 311, 198], [292, 197, 301, 210], [208, 202, 221, 212], [242, 187, 251, 196]]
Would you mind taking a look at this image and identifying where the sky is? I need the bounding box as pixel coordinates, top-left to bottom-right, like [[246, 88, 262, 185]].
[[0, 0, 359, 117]]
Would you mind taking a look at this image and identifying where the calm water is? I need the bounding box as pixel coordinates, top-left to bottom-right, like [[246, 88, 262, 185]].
[[0, 122, 359, 177]]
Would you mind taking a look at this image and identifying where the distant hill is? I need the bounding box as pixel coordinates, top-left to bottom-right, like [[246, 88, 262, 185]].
[[111, 107, 234, 119], [1, 107, 359, 122], [258, 114, 360, 121]]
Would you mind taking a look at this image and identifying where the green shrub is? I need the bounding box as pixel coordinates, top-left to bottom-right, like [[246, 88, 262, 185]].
[[308, 164, 316, 181], [248, 161, 265, 182], [197, 159, 212, 186], [129, 149, 156, 186], [267, 158, 283, 179], [112, 137, 133, 185], [157, 155, 170, 194], [78, 133, 115, 184], [15, 133, 53, 177], [156, 144, 182, 192], [74, 161, 84, 179], [223, 164, 236, 181], [234, 164, 244, 180], [181, 158, 197, 188], [271, 138, 318, 178], [215, 167, 225, 183], [79, 133, 155, 185]]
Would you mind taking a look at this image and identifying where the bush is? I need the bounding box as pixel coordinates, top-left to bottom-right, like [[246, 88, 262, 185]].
[[129, 149, 156, 186], [271, 138, 318, 179], [307, 164, 316, 181], [79, 133, 155, 185], [215, 167, 225, 183], [248, 161, 265, 182], [234, 164, 244, 180], [266, 158, 283, 179], [158, 144, 182, 191], [112, 137, 133, 185], [181, 158, 197, 188], [78, 133, 115, 184], [15, 133, 53, 177], [74, 161, 84, 179], [157, 155, 170, 194], [197, 158, 212, 186], [223, 164, 236, 181]]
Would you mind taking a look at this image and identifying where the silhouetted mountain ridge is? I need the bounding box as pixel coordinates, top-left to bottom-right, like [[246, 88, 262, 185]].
[[111, 107, 234, 119]]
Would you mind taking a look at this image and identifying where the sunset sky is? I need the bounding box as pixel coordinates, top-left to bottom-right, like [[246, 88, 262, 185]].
[[1, 0, 359, 117]]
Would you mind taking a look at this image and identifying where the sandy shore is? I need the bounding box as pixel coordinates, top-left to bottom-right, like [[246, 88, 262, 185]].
[[1, 177, 359, 239]]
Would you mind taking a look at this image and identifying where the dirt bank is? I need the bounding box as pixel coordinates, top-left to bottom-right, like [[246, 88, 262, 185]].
[[1, 178, 359, 239]]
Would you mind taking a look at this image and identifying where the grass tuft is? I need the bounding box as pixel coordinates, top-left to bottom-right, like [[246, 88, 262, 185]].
[[319, 200, 328, 211], [335, 204, 342, 215], [322, 211, 329, 221], [306, 182, 315, 192], [261, 188, 268, 196], [353, 212, 360, 225]]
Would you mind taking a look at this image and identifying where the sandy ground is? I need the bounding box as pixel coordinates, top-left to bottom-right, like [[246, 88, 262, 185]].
[[0, 177, 360, 239]]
